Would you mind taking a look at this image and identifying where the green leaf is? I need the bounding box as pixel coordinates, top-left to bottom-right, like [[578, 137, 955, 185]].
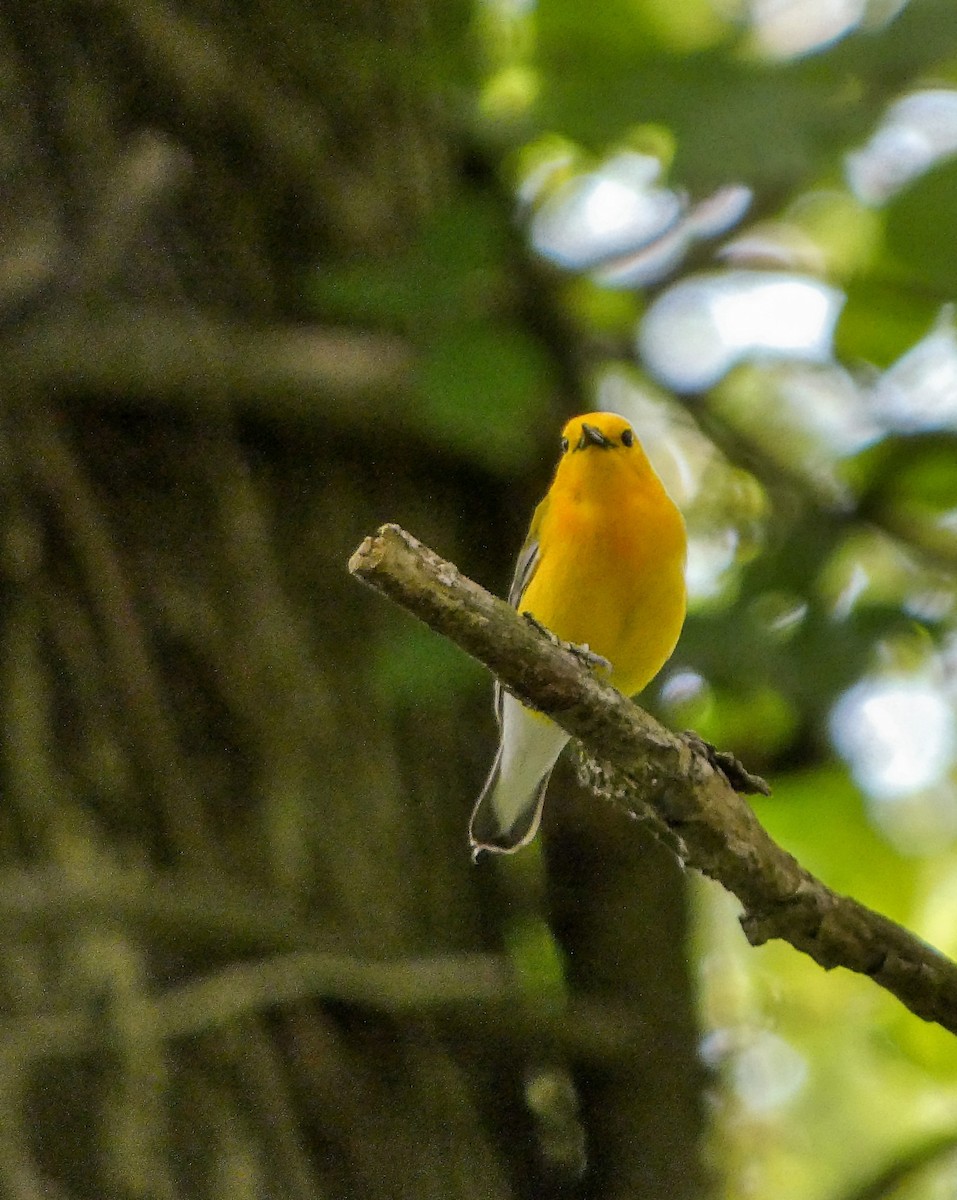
[[370, 617, 484, 710], [886, 160, 957, 297], [308, 196, 510, 330], [417, 322, 554, 471]]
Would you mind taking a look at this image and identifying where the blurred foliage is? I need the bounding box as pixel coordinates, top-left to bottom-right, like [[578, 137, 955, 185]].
[[886, 160, 957, 295], [309, 197, 555, 469]]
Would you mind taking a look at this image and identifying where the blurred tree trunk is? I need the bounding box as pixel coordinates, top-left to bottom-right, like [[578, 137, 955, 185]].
[[546, 770, 706, 1200], [0, 2, 704, 1198]]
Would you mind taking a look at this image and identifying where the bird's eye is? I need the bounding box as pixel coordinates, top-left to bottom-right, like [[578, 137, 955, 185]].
[[561, 437, 569, 454], [620, 428, 634, 447]]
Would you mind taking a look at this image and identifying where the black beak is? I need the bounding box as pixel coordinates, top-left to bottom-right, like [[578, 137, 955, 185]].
[[577, 422, 612, 450]]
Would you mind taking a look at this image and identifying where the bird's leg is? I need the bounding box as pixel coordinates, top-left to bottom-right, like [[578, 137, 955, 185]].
[[569, 643, 612, 674], [522, 612, 612, 675], [522, 612, 554, 640]]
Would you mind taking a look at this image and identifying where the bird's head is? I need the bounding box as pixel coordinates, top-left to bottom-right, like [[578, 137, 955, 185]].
[[555, 411, 655, 489]]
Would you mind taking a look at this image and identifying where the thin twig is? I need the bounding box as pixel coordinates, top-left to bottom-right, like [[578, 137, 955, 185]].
[[0, 946, 652, 1068], [0, 867, 310, 953], [9, 308, 414, 418]]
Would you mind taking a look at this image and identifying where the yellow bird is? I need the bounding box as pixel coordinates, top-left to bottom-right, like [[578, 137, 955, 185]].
[[469, 411, 687, 855]]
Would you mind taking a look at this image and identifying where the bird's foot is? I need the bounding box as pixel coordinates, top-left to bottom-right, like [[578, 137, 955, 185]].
[[568, 641, 612, 674], [522, 612, 611, 676], [522, 612, 554, 640]]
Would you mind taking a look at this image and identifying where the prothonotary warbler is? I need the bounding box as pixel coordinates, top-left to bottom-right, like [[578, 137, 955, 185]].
[[469, 412, 687, 856]]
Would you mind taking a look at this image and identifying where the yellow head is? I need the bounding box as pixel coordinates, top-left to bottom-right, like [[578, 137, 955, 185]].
[[552, 411, 658, 499]]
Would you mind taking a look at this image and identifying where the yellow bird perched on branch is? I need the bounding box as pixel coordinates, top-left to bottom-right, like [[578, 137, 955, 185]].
[[469, 411, 687, 856]]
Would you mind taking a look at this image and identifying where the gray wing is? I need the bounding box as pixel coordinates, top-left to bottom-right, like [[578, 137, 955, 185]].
[[507, 535, 540, 607], [494, 535, 541, 725]]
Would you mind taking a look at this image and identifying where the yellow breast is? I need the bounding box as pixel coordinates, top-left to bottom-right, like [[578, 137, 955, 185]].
[[519, 447, 686, 698]]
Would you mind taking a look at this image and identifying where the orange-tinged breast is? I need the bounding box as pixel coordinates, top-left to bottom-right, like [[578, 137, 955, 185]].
[[519, 445, 686, 698]]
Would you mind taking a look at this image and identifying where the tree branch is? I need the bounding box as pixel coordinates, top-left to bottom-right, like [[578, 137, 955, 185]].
[[8, 307, 414, 419], [0, 948, 652, 1069], [348, 523, 957, 1037]]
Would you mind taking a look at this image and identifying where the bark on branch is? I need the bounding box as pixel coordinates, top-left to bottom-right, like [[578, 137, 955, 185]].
[[348, 523, 957, 1037]]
